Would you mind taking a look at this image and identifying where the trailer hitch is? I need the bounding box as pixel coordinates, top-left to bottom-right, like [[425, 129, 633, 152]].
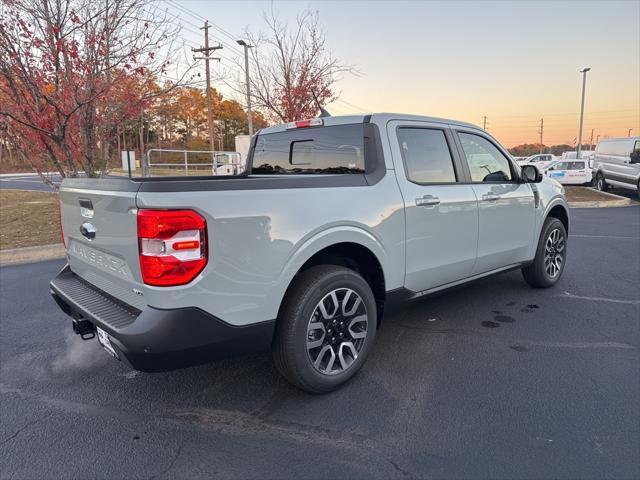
[[72, 319, 96, 340]]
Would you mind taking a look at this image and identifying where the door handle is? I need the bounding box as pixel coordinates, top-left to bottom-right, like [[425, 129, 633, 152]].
[[482, 193, 501, 202], [416, 195, 440, 207]]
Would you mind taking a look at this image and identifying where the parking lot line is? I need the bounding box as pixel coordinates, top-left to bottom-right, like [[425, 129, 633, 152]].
[[555, 291, 640, 305], [570, 234, 640, 240]]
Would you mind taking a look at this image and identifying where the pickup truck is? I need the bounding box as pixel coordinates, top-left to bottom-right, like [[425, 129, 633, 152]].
[[516, 153, 558, 168], [50, 113, 569, 393]]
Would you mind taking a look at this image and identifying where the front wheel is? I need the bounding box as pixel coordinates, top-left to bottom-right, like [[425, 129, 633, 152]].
[[595, 172, 607, 191], [522, 217, 567, 288], [272, 265, 377, 393]]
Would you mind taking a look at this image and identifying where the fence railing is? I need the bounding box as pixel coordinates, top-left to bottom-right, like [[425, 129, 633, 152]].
[[143, 149, 244, 177]]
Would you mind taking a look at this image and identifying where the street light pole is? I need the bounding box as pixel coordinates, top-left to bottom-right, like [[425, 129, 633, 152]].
[[237, 40, 254, 136], [628, 128, 633, 137], [577, 67, 590, 159]]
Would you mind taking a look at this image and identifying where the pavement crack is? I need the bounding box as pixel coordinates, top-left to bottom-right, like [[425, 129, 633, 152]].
[[149, 445, 182, 479], [387, 458, 412, 477], [0, 412, 52, 447]]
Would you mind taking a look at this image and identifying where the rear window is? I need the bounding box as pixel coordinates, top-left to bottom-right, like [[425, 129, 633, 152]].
[[251, 124, 365, 174]]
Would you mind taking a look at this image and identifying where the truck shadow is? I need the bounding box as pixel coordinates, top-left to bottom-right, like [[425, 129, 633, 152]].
[[106, 271, 543, 433]]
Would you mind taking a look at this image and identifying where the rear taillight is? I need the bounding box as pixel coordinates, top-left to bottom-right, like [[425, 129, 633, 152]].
[[137, 209, 208, 286], [58, 199, 66, 248]]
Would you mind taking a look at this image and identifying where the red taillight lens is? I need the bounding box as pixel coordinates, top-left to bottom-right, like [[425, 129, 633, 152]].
[[137, 209, 207, 286], [285, 118, 324, 129], [58, 199, 66, 248]]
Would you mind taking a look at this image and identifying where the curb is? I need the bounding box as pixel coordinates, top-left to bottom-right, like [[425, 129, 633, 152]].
[[568, 199, 634, 208], [0, 244, 65, 266]]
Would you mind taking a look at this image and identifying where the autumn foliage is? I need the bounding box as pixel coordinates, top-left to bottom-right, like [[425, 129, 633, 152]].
[[238, 10, 354, 123], [0, 0, 187, 176], [0, 1, 348, 177]]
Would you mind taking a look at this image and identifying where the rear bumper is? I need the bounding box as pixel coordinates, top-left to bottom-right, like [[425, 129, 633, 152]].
[[50, 265, 275, 372]]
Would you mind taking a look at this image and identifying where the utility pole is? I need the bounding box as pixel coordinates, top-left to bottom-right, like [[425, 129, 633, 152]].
[[237, 40, 254, 136], [538, 118, 544, 153], [193, 21, 222, 150], [577, 67, 590, 159], [589, 129, 594, 150], [596, 134, 600, 144], [482, 116, 488, 130], [629, 128, 633, 137]]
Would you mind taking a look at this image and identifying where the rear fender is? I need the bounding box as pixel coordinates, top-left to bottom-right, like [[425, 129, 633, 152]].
[[268, 226, 391, 313]]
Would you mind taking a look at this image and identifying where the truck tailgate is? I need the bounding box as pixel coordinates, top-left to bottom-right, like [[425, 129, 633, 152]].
[[59, 178, 145, 310]]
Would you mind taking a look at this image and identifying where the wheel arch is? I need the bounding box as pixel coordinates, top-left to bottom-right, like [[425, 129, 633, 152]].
[[275, 228, 389, 325], [547, 203, 569, 233]]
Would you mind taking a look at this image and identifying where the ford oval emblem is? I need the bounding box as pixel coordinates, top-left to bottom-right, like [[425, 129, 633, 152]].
[[80, 222, 96, 240]]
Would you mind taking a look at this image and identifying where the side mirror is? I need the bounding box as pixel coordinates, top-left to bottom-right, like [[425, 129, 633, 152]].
[[630, 151, 640, 164], [521, 164, 542, 183]]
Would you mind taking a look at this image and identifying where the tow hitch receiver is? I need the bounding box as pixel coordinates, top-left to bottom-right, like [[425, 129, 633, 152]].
[[72, 319, 95, 340]]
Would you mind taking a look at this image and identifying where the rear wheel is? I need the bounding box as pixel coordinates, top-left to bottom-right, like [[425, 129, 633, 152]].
[[522, 217, 567, 288], [595, 172, 607, 191], [272, 265, 377, 393]]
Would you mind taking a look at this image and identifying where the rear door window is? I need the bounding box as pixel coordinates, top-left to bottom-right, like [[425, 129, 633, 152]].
[[396, 128, 457, 184], [252, 124, 364, 174]]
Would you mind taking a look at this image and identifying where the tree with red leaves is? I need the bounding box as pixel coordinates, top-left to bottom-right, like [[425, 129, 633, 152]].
[[239, 9, 354, 123], [0, 0, 192, 178]]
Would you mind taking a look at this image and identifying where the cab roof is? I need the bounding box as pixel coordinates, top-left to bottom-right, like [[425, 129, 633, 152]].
[[258, 113, 481, 135]]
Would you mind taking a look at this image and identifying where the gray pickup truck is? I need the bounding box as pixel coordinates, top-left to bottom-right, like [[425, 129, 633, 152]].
[[51, 113, 569, 393]]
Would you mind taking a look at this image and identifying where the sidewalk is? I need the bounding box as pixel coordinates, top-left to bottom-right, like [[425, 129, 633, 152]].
[[0, 172, 58, 177]]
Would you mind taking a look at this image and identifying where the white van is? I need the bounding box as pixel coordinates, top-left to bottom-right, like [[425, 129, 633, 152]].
[[593, 137, 640, 197], [561, 151, 594, 160]]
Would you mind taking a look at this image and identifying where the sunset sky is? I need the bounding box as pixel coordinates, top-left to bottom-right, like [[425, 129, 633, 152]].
[[166, 0, 640, 147]]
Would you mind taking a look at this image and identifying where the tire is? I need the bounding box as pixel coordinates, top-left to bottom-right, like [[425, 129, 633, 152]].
[[522, 217, 567, 288], [272, 265, 377, 393], [595, 172, 607, 191]]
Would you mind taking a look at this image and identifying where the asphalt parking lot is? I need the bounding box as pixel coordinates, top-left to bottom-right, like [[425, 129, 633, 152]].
[[0, 173, 60, 192], [1, 206, 639, 479], [609, 187, 639, 201]]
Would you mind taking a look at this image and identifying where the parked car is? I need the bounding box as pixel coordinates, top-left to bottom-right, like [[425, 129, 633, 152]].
[[592, 137, 640, 197], [516, 153, 558, 168], [561, 150, 595, 168], [50, 113, 569, 393], [544, 159, 593, 185]]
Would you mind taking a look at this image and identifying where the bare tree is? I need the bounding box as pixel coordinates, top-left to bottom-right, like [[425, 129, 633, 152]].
[[238, 9, 354, 123], [0, 0, 194, 178]]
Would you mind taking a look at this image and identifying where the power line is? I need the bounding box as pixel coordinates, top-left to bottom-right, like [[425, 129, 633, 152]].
[[163, 0, 244, 57], [333, 98, 371, 112], [490, 109, 639, 120]]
